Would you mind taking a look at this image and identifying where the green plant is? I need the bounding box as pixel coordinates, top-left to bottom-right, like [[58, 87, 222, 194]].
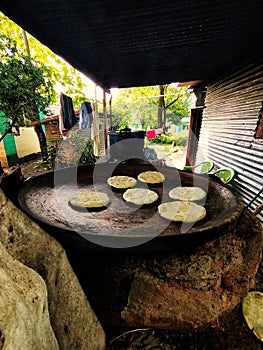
[[111, 85, 191, 131], [47, 140, 61, 170], [173, 130, 188, 146], [47, 132, 98, 170], [0, 34, 55, 164], [1, 13, 92, 109], [0, 35, 55, 139], [148, 131, 188, 146], [149, 135, 163, 144], [69, 130, 98, 165]]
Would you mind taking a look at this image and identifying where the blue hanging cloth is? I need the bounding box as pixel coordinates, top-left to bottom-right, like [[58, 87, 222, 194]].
[[79, 101, 94, 130]]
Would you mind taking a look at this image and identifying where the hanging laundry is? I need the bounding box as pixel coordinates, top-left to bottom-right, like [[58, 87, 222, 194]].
[[79, 101, 94, 130], [92, 101, 100, 157], [59, 93, 78, 131]]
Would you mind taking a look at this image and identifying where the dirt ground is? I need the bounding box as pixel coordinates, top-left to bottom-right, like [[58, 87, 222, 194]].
[[14, 151, 263, 350], [17, 144, 187, 179], [146, 144, 187, 169]]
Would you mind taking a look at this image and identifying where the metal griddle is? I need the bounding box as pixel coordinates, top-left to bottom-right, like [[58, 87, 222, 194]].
[[18, 163, 244, 252]]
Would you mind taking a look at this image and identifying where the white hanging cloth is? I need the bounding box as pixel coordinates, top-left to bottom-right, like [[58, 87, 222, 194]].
[[91, 101, 100, 157]]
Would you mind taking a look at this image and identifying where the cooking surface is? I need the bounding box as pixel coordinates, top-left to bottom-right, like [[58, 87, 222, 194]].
[[18, 163, 243, 246]]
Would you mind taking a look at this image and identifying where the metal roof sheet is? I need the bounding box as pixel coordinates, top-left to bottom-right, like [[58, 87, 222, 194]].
[[1, 1, 263, 89]]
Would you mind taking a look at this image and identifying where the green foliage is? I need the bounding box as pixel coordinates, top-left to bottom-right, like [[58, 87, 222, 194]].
[[47, 131, 98, 170], [0, 34, 55, 136], [0, 13, 91, 108], [111, 85, 191, 130], [174, 130, 189, 146], [69, 131, 98, 165], [148, 130, 188, 146], [149, 134, 173, 144], [46, 140, 61, 170]]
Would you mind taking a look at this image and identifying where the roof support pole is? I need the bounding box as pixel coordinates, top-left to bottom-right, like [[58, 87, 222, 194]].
[[103, 89, 108, 154]]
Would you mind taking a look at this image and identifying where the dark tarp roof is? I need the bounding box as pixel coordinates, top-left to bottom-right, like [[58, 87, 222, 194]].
[[1, 1, 263, 89]]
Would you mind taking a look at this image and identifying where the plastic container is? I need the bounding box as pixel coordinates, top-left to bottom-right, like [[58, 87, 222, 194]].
[[108, 128, 145, 160]]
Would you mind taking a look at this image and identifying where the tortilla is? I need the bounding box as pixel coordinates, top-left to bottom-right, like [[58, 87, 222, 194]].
[[123, 188, 159, 206], [138, 171, 165, 184], [242, 291, 263, 342], [169, 186, 206, 201], [158, 201, 206, 222], [107, 175, 137, 189], [68, 191, 110, 208]]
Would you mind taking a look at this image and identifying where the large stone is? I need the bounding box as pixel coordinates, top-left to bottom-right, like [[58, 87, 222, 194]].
[[0, 184, 106, 350], [67, 209, 262, 331], [0, 240, 59, 350], [120, 210, 263, 330]]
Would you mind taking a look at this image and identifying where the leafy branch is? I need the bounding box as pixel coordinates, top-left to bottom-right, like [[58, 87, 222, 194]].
[[0, 102, 27, 142]]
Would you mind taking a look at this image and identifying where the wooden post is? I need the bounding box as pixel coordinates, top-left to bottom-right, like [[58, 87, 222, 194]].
[[22, 30, 31, 58], [103, 89, 108, 153], [185, 107, 204, 166], [158, 85, 165, 128]]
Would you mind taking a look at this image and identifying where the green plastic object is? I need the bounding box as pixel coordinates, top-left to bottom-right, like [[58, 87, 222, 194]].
[[183, 161, 214, 174], [212, 168, 235, 184]]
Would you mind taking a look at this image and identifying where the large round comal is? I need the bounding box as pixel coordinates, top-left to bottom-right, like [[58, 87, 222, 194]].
[[18, 163, 244, 252]]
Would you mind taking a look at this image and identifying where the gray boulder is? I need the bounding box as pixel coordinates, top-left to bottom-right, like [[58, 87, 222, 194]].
[[0, 239, 59, 350], [0, 184, 106, 350]]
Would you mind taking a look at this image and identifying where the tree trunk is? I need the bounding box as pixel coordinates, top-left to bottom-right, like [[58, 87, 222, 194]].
[[34, 124, 48, 163], [158, 85, 165, 128], [163, 107, 167, 132], [22, 30, 31, 58]]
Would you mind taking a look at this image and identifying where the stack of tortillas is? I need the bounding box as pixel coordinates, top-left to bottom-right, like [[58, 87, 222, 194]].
[[242, 291, 263, 342]]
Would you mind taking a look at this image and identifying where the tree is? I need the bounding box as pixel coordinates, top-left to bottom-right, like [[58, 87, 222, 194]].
[[0, 12, 93, 108], [111, 85, 191, 130], [0, 34, 55, 161], [158, 84, 191, 130], [158, 85, 165, 128]]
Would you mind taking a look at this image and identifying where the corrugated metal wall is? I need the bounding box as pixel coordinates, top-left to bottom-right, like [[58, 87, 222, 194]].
[[196, 60, 263, 223]]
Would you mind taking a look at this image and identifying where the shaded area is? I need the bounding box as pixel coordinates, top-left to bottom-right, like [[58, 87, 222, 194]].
[[58, 210, 262, 350], [2, 163, 263, 349], [1, 1, 263, 88]]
